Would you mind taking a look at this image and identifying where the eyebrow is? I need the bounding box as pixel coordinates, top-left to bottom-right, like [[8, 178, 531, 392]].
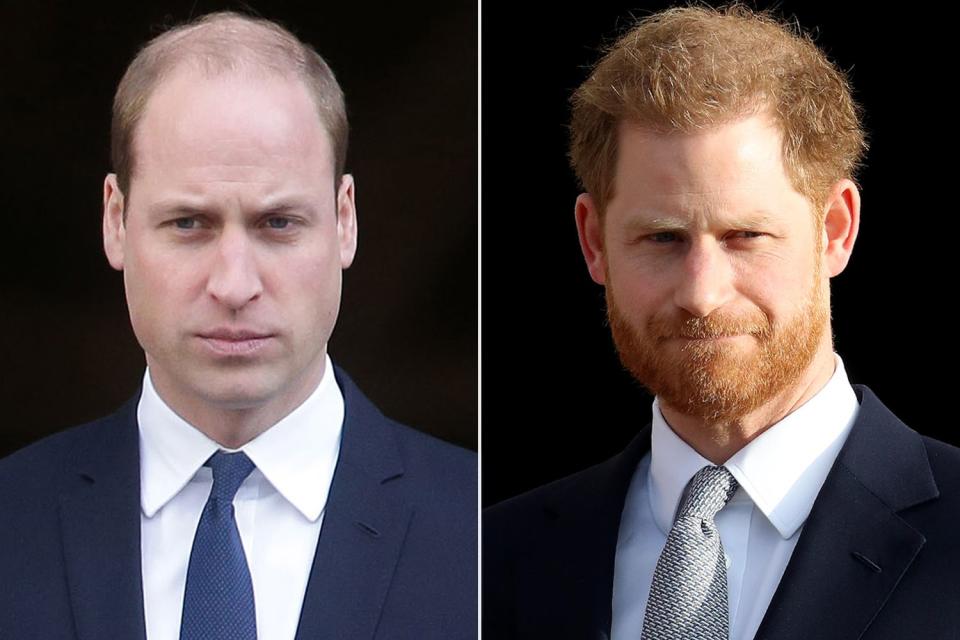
[[625, 210, 780, 232], [258, 201, 319, 218]]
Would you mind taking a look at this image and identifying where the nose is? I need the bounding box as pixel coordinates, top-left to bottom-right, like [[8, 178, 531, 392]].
[[672, 237, 737, 318], [206, 227, 263, 310]]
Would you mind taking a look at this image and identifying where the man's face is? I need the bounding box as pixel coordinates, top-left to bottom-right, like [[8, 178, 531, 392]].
[[577, 114, 832, 423], [103, 67, 356, 420]]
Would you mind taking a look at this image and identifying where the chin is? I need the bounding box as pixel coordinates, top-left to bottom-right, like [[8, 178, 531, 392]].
[[188, 372, 283, 411]]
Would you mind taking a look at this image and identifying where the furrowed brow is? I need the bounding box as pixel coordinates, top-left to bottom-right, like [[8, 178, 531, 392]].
[[146, 201, 212, 220]]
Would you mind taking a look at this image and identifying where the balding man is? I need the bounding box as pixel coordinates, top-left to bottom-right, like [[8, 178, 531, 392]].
[[0, 12, 475, 640]]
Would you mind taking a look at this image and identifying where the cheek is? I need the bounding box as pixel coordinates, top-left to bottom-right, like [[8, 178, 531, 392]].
[[126, 227, 201, 284], [123, 264, 181, 344], [605, 268, 663, 330], [605, 251, 672, 302], [731, 253, 818, 319], [121, 243, 205, 342], [126, 249, 199, 302], [273, 250, 343, 324], [303, 264, 340, 312]]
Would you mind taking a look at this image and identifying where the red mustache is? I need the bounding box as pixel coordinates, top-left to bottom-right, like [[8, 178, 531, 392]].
[[650, 314, 771, 340]]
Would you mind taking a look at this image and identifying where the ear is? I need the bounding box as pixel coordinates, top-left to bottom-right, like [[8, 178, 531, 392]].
[[575, 192, 606, 285], [103, 174, 126, 271], [820, 178, 861, 277], [336, 174, 358, 269]]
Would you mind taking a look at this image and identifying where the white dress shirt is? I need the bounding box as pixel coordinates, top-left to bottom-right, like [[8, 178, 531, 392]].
[[612, 353, 860, 640], [139, 355, 344, 640]]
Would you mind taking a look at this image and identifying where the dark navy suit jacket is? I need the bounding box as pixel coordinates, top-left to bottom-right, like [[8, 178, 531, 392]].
[[0, 367, 477, 639], [484, 385, 960, 639]]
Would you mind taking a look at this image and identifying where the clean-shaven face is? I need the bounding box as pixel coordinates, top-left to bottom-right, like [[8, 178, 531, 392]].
[[105, 66, 356, 420], [600, 114, 829, 423]]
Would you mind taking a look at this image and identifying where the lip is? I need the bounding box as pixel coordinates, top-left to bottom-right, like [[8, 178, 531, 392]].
[[197, 329, 276, 356]]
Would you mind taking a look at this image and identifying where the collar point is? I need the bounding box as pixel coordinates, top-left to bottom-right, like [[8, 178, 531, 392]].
[[772, 518, 804, 540], [301, 507, 325, 523]]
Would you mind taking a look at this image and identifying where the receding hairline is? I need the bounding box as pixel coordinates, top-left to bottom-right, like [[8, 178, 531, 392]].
[[112, 11, 348, 198], [143, 14, 316, 75], [133, 64, 335, 164]]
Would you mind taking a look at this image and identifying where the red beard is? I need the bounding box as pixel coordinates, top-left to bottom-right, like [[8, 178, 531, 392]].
[[606, 261, 828, 424]]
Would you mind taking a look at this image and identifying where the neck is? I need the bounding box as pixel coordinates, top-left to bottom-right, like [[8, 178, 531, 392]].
[[658, 346, 837, 465], [147, 362, 327, 449], [174, 405, 293, 450]]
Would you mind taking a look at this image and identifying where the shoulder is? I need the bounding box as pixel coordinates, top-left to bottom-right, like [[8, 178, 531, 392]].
[[386, 416, 477, 486], [843, 389, 960, 626], [849, 386, 960, 566], [334, 365, 476, 505], [0, 400, 135, 556], [485, 460, 608, 530], [331, 366, 477, 618], [375, 411, 477, 519], [0, 411, 122, 503], [0, 423, 81, 480], [853, 384, 960, 499], [485, 430, 648, 545], [483, 434, 646, 638]]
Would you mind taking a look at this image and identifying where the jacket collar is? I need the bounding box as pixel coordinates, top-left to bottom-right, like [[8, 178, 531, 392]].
[[59, 393, 147, 640], [294, 366, 411, 640], [525, 428, 651, 638], [753, 384, 937, 639]]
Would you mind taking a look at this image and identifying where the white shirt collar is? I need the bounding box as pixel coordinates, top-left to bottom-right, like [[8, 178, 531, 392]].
[[648, 353, 859, 539], [139, 355, 344, 522]]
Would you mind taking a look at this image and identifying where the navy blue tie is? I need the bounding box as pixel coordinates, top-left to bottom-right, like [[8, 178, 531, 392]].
[[180, 451, 258, 640]]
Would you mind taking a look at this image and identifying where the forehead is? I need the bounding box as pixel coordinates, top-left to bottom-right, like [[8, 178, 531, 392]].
[[133, 66, 333, 185], [611, 115, 805, 216]]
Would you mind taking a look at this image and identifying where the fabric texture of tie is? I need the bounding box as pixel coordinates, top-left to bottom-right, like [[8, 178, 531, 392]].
[[641, 465, 739, 640], [180, 451, 258, 640]]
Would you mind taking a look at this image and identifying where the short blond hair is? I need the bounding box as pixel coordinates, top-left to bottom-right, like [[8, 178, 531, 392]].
[[111, 11, 347, 197], [569, 4, 867, 215]]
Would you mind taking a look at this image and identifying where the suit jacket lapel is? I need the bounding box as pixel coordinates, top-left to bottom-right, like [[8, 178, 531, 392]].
[[755, 384, 938, 640], [521, 431, 651, 639], [295, 368, 413, 640], [58, 397, 147, 640]]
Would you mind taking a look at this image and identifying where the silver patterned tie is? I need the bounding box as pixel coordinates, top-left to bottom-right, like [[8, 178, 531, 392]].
[[640, 465, 739, 640]]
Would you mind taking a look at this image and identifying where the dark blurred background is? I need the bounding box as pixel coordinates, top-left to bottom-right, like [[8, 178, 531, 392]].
[[481, 1, 956, 506], [0, 1, 477, 456]]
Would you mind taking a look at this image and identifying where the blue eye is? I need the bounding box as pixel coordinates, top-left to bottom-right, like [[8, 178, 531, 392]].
[[174, 218, 197, 229], [266, 217, 291, 229]]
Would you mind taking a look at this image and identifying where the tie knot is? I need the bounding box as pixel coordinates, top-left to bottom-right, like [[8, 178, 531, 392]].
[[676, 465, 738, 522], [206, 451, 256, 502]]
